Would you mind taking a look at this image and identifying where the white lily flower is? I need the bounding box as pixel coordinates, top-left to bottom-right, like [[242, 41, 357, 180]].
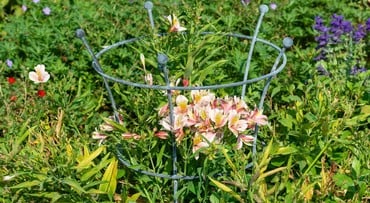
[[29, 64, 50, 83]]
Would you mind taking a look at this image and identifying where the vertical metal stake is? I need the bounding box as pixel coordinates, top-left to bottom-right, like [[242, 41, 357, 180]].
[[144, 1, 155, 30], [158, 54, 179, 203]]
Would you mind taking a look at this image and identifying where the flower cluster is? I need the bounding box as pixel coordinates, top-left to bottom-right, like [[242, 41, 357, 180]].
[[157, 90, 268, 159], [313, 15, 370, 76], [4, 60, 50, 101]]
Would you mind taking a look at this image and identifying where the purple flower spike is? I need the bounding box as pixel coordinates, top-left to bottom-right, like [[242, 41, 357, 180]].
[[353, 24, 366, 42], [313, 16, 329, 33], [342, 20, 353, 33], [329, 14, 353, 43], [350, 66, 367, 75], [366, 18, 370, 32], [315, 32, 330, 48], [43, 7, 51, 15]]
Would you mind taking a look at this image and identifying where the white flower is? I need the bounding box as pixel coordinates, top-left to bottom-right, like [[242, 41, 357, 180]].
[[166, 14, 187, 32], [29, 64, 50, 83]]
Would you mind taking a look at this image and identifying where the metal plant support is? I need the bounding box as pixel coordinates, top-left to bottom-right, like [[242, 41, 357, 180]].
[[76, 1, 293, 202]]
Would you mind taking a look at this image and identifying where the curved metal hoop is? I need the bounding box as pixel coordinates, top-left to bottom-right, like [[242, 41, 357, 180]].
[[82, 32, 290, 91]]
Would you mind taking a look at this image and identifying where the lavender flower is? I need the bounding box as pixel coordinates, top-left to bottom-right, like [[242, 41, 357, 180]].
[[329, 14, 352, 43], [6, 59, 13, 68], [353, 24, 366, 42], [33, 0, 40, 3], [317, 65, 330, 76], [313, 15, 368, 78], [366, 18, 370, 32], [314, 51, 327, 61], [315, 32, 330, 48], [350, 66, 367, 75], [22, 5, 27, 12], [313, 16, 329, 32], [42, 7, 51, 15], [269, 3, 277, 10]]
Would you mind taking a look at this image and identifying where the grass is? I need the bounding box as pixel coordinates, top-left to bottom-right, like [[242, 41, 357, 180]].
[[1, 0, 369, 202]]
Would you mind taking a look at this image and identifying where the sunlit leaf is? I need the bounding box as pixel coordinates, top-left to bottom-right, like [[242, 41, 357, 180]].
[[63, 179, 87, 195], [99, 158, 118, 198], [75, 146, 105, 171]]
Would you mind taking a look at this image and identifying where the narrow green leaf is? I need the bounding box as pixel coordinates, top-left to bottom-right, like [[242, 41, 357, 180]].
[[256, 167, 287, 183], [126, 193, 141, 203], [9, 180, 40, 189], [63, 179, 87, 195], [29, 192, 62, 203], [87, 188, 106, 194], [351, 158, 361, 178], [275, 146, 298, 155], [75, 146, 105, 171], [81, 154, 112, 182], [209, 176, 232, 192], [304, 112, 318, 123], [271, 86, 280, 98], [208, 177, 243, 202], [99, 158, 118, 198], [221, 148, 237, 176], [260, 139, 273, 167]]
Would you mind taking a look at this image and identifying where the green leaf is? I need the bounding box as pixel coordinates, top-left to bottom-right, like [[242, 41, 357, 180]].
[[282, 95, 301, 102], [208, 177, 243, 202], [126, 193, 141, 203], [99, 158, 118, 198], [351, 158, 361, 178], [75, 146, 105, 172], [304, 112, 317, 123], [209, 194, 220, 203], [63, 179, 87, 195], [221, 148, 237, 176], [333, 174, 355, 189], [81, 154, 112, 182], [360, 105, 370, 115], [275, 146, 298, 155], [87, 188, 106, 194], [9, 122, 36, 159], [195, 59, 228, 82], [271, 86, 281, 98], [209, 177, 232, 192], [187, 181, 196, 194], [279, 114, 294, 129], [29, 192, 62, 203], [10, 180, 40, 189]]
